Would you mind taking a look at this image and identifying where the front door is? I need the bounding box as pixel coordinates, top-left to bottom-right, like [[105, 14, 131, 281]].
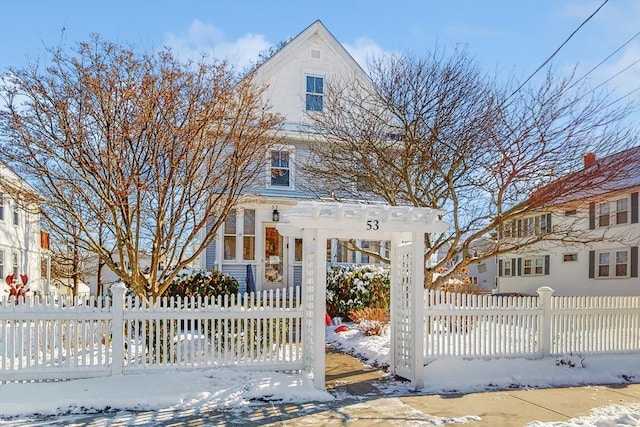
[[264, 225, 285, 287]]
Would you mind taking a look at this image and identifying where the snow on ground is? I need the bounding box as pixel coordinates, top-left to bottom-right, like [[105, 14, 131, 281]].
[[0, 324, 638, 426]]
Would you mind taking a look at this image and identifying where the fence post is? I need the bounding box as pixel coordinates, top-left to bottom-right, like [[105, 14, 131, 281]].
[[110, 283, 126, 376], [537, 286, 554, 357]]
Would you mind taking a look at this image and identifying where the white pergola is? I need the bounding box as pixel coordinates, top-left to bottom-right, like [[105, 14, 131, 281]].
[[277, 201, 448, 390]]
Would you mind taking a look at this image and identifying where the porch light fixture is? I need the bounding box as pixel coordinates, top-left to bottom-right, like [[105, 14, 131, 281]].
[[272, 206, 280, 222]]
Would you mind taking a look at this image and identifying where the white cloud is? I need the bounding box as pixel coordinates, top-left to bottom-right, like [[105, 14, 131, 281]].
[[343, 37, 395, 72], [163, 20, 271, 71]]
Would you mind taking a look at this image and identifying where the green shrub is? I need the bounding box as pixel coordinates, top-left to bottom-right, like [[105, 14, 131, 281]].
[[326, 264, 390, 319], [163, 269, 239, 299]]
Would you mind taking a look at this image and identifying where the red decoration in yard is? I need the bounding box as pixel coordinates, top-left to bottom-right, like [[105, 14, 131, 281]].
[[334, 325, 350, 333], [5, 273, 14, 286], [325, 312, 332, 326], [20, 274, 28, 286]]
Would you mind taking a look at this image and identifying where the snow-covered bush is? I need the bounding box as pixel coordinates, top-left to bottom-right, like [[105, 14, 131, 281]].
[[163, 269, 239, 299], [326, 264, 390, 319]]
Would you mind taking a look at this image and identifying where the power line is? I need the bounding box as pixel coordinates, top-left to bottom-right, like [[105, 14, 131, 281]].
[[506, 0, 609, 100], [573, 30, 640, 88]]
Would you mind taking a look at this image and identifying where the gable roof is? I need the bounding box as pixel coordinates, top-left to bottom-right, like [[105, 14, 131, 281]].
[[252, 20, 371, 84], [529, 145, 640, 207]]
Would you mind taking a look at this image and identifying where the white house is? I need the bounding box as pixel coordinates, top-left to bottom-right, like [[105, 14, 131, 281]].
[[496, 146, 639, 296], [0, 161, 49, 297], [201, 21, 390, 292]]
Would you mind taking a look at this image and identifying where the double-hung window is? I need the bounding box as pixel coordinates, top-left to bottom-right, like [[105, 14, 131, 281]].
[[305, 75, 323, 112], [0, 192, 4, 221], [243, 209, 255, 261], [224, 209, 256, 262], [597, 249, 630, 278], [223, 210, 237, 261], [598, 202, 610, 227], [523, 257, 544, 276], [502, 259, 512, 276], [270, 147, 293, 188], [11, 252, 18, 275], [615, 198, 629, 225]]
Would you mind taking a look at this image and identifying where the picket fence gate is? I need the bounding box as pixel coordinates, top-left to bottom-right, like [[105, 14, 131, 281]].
[[0, 284, 303, 383], [423, 287, 640, 360]]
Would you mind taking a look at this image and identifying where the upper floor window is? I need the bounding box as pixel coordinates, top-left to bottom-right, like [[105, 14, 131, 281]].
[[13, 203, 19, 226], [598, 202, 610, 227], [615, 198, 629, 225], [305, 75, 323, 112], [0, 192, 4, 221], [270, 149, 291, 187], [590, 193, 638, 230]]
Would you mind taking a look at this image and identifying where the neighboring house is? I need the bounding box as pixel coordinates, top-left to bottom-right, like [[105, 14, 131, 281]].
[[84, 252, 154, 296], [0, 161, 50, 297], [496, 146, 640, 296], [201, 20, 386, 292], [431, 239, 498, 292]]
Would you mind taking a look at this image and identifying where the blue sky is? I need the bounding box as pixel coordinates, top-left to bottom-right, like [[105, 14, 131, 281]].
[[1, 0, 639, 105]]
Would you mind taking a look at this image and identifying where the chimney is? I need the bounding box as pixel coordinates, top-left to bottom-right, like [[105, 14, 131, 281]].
[[583, 152, 596, 168]]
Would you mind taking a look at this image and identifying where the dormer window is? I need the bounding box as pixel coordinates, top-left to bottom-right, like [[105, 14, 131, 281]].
[[305, 75, 323, 112]]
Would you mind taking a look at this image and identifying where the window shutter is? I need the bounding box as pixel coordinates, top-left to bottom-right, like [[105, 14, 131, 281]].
[[631, 192, 639, 224], [631, 246, 638, 278], [544, 254, 550, 275], [588, 250, 595, 279], [589, 202, 596, 229], [517, 220, 522, 238], [517, 258, 522, 276], [546, 213, 552, 233], [511, 258, 517, 276], [498, 259, 503, 277]]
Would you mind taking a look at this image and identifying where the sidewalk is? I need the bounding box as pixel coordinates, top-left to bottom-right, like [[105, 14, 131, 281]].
[[5, 347, 638, 426], [314, 346, 640, 426]]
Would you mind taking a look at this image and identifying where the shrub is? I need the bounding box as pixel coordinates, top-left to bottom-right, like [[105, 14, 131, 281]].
[[348, 307, 390, 336], [163, 270, 239, 299], [326, 264, 390, 319]]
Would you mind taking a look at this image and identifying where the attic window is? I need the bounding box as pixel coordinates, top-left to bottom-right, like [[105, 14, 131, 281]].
[[310, 49, 321, 59]]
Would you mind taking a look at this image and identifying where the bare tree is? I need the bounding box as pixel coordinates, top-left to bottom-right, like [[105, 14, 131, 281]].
[[303, 49, 636, 288], [0, 36, 282, 300]]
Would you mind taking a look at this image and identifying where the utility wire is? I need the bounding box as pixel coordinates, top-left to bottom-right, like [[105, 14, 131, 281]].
[[573, 30, 640, 88], [506, 0, 609, 100]]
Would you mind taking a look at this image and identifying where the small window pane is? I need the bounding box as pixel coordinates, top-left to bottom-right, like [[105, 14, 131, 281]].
[[243, 236, 255, 261], [224, 236, 236, 261], [294, 238, 303, 262], [225, 210, 236, 234], [244, 210, 255, 235]]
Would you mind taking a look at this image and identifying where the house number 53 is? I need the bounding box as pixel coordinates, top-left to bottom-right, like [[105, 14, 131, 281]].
[[366, 219, 379, 230]]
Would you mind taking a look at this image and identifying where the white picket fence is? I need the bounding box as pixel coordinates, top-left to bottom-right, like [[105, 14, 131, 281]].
[[2, 284, 639, 383], [423, 287, 640, 360], [0, 285, 303, 383]]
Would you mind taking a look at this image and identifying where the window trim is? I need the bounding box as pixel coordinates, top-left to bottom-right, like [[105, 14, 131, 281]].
[[305, 75, 324, 112], [522, 256, 545, 276], [595, 248, 630, 279], [267, 145, 295, 190]]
